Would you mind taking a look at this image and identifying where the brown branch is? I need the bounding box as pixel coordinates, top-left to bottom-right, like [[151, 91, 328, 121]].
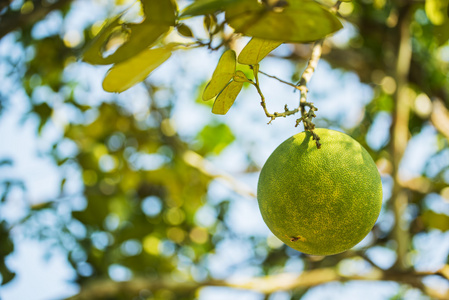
[[390, 4, 413, 271], [438, 265, 449, 281], [297, 40, 323, 88], [430, 99, 449, 141], [182, 150, 256, 199], [65, 277, 206, 300], [65, 267, 449, 300], [295, 39, 323, 123], [399, 177, 433, 194], [296, 40, 323, 147], [0, 0, 72, 40]]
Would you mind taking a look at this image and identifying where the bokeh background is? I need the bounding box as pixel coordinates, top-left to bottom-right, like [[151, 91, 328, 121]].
[[1, 0, 449, 299]]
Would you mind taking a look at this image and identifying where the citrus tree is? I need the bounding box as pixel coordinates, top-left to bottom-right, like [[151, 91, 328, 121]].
[[1, 0, 449, 299]]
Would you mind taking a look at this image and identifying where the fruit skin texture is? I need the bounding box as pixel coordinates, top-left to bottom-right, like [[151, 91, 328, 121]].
[[257, 128, 382, 256]]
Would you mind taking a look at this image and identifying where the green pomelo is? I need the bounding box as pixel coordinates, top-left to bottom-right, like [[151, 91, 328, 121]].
[[257, 129, 382, 255]]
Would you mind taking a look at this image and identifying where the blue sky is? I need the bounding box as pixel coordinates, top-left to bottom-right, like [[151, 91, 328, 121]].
[[1, 1, 448, 299]]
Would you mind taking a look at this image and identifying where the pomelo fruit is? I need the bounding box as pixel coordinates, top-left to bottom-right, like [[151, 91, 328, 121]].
[[257, 128, 382, 255]]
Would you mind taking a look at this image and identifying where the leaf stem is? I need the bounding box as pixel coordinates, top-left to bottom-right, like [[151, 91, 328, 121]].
[[331, 0, 342, 13]]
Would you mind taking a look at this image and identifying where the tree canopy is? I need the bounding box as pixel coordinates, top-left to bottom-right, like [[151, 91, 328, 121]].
[[1, 0, 449, 299]]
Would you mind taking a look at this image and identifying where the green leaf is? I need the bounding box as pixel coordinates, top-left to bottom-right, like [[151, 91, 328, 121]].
[[422, 210, 449, 231], [82, 0, 175, 65], [82, 14, 122, 65], [177, 23, 194, 37], [434, 20, 449, 45], [0, 221, 14, 256], [0, 159, 12, 167], [108, 23, 169, 64], [83, 21, 169, 65], [141, 0, 177, 25], [0, 222, 15, 285], [72, 195, 110, 227], [425, 0, 449, 25], [212, 80, 243, 114], [195, 123, 235, 155], [238, 37, 283, 65], [180, 0, 241, 18], [102, 47, 172, 93], [225, 0, 343, 43], [0, 262, 15, 285], [203, 49, 236, 101], [233, 70, 250, 82], [426, 0, 449, 45], [33, 102, 52, 133]]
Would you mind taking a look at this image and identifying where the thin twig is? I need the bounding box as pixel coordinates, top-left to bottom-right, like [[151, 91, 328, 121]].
[[251, 49, 321, 127], [250, 65, 284, 123], [250, 79, 302, 124], [258, 69, 301, 91]]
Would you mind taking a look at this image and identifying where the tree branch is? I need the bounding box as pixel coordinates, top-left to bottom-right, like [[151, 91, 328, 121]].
[[297, 40, 323, 88], [390, 3, 412, 271], [296, 40, 323, 147], [65, 267, 449, 300], [431, 99, 449, 141], [182, 149, 256, 199]]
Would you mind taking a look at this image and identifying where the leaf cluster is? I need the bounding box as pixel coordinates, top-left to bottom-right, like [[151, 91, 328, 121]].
[[82, 0, 342, 93]]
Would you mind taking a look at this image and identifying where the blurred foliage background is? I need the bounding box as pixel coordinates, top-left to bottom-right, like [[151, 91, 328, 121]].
[[1, 0, 449, 299]]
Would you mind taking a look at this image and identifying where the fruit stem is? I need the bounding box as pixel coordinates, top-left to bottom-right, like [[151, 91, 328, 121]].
[[249, 1, 343, 148], [295, 39, 323, 148], [294, 0, 342, 147]]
